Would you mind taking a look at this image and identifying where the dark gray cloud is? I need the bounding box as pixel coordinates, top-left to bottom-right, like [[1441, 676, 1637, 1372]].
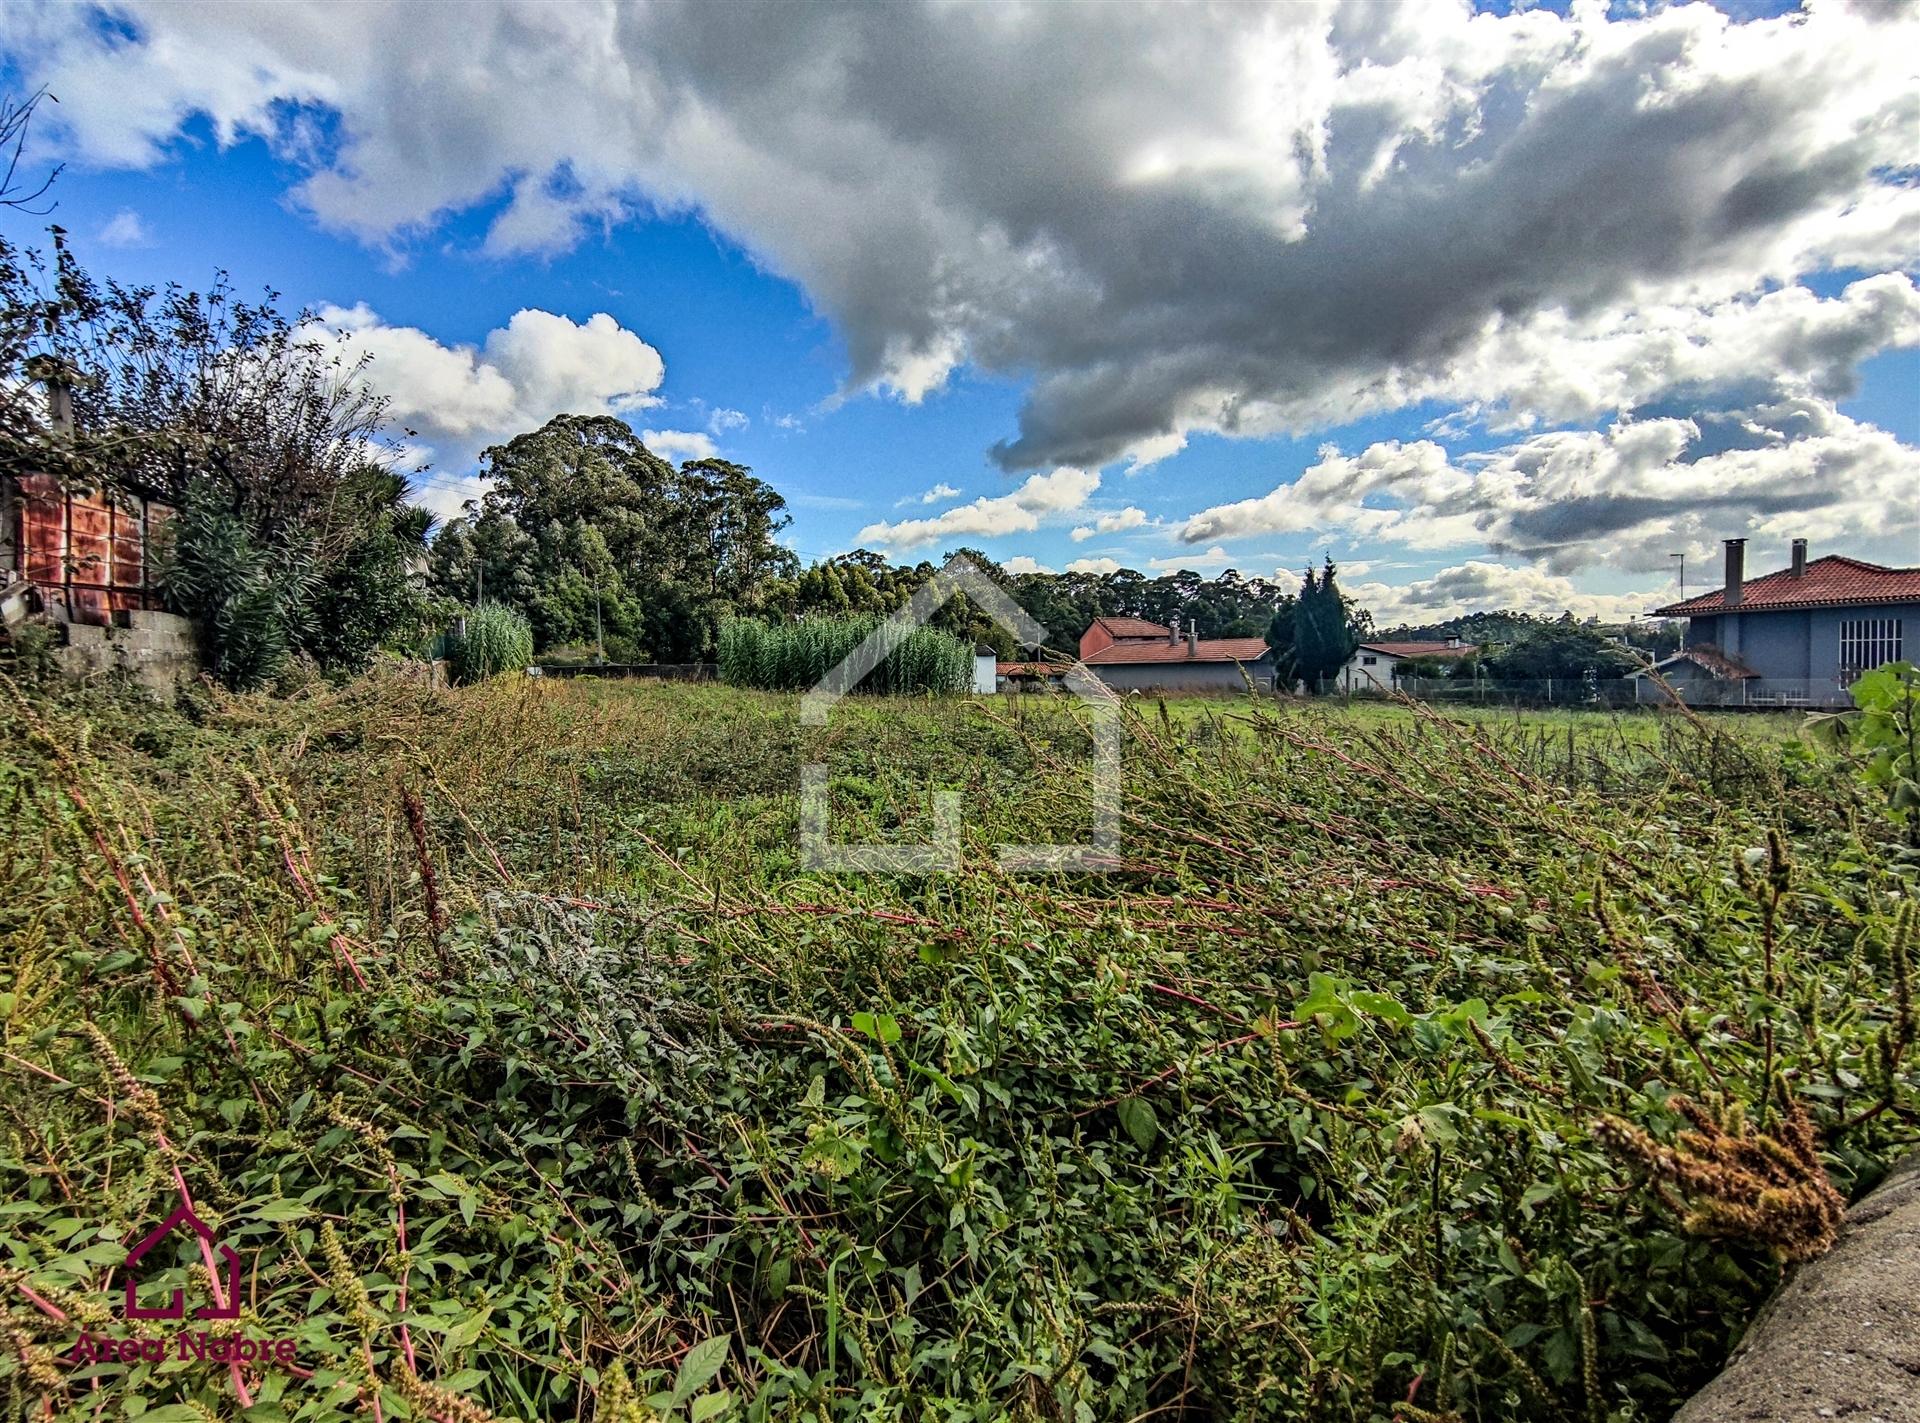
[[11, 0, 1917, 481]]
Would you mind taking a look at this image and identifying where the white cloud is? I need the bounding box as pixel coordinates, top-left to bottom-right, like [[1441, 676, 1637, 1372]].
[[15, 0, 1916, 474], [1180, 404, 1920, 575], [1181, 440, 1459, 546], [897, 481, 960, 508], [708, 407, 749, 433], [1065, 557, 1124, 576], [410, 471, 491, 525], [642, 428, 717, 462], [1070, 506, 1148, 541], [857, 467, 1098, 550], [1001, 555, 1054, 575], [1427, 274, 1920, 435], [97, 208, 152, 247], [314, 302, 667, 491], [1347, 562, 1672, 629], [1148, 545, 1234, 574]]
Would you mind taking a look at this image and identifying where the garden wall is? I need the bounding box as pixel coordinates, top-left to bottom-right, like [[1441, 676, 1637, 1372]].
[[53, 608, 200, 697], [1676, 1150, 1920, 1422]]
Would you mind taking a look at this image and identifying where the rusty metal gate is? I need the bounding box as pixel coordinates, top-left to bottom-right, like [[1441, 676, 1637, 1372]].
[[7, 473, 170, 625]]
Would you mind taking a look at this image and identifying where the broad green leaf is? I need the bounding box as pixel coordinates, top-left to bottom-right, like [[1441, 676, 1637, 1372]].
[[672, 1335, 731, 1404], [1116, 1097, 1158, 1150]]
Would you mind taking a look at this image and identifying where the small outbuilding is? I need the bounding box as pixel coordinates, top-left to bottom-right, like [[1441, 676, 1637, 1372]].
[[1630, 645, 1761, 706]]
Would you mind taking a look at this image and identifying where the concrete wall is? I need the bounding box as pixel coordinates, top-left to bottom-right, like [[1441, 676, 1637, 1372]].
[[1738, 609, 1813, 680], [1091, 660, 1272, 692], [53, 609, 200, 697], [973, 652, 998, 694], [1694, 605, 1909, 683], [1676, 1151, 1920, 1423]]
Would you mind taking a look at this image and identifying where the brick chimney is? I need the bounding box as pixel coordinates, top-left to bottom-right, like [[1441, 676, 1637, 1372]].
[[1168, 616, 1180, 646], [1791, 538, 1807, 578], [1723, 538, 1746, 607]]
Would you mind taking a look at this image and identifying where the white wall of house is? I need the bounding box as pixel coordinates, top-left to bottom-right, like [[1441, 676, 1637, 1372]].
[[973, 651, 998, 695], [1335, 649, 1401, 691]]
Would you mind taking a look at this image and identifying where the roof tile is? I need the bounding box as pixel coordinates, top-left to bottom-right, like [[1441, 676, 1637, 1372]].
[[1082, 636, 1273, 665], [1656, 555, 1920, 616], [1359, 641, 1471, 659], [1091, 616, 1173, 639]]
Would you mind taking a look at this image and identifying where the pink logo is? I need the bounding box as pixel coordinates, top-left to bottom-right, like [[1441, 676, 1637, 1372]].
[[123, 1202, 241, 1321]]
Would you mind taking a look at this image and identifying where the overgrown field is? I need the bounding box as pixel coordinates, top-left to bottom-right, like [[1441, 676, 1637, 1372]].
[[1, 674, 1915, 1423]]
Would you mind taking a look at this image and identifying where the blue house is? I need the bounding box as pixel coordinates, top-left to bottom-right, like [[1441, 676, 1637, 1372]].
[[1639, 538, 1919, 708]]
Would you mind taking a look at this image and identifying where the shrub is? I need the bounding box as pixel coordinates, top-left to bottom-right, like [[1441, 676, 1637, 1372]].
[[448, 602, 534, 684], [156, 479, 319, 691]]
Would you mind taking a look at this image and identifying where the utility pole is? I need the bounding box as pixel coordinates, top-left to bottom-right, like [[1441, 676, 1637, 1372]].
[[1669, 552, 1686, 649]]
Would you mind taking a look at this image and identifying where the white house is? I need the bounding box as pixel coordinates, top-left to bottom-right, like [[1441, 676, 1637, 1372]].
[[1334, 638, 1470, 691]]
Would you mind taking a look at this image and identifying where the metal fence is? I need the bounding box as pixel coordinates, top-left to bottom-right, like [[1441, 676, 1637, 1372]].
[[536, 662, 717, 681], [1381, 675, 1855, 711]]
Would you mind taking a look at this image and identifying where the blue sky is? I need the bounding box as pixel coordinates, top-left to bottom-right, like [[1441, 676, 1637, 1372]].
[[3, 0, 1915, 625]]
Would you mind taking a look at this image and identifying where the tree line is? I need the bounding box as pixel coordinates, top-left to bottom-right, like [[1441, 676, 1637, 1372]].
[[3, 225, 1660, 693]]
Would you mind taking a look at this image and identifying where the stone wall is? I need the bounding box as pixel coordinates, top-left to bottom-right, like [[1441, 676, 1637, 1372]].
[[53, 609, 201, 697]]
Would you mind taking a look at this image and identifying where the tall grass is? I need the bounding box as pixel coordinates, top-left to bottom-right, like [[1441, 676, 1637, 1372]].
[[718, 614, 973, 694], [448, 601, 534, 685]]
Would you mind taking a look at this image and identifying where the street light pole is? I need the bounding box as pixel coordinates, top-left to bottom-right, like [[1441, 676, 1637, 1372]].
[[1668, 552, 1686, 649]]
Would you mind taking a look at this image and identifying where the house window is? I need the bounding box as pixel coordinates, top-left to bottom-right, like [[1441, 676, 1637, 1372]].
[[1361, 655, 1377, 666], [1838, 617, 1903, 679]]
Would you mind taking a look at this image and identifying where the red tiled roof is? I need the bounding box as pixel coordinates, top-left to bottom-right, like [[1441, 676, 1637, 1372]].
[[1091, 616, 1173, 640], [1654, 556, 1920, 616], [1082, 636, 1274, 665], [1641, 646, 1758, 679], [1359, 640, 1471, 659]]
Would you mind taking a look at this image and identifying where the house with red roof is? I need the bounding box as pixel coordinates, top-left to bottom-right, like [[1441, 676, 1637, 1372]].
[[1076, 616, 1277, 691], [1639, 538, 1919, 706]]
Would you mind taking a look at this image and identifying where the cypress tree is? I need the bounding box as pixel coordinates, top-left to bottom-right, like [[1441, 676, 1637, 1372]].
[[1294, 556, 1358, 692]]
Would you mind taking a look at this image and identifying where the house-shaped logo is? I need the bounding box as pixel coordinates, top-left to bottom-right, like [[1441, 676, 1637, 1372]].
[[801, 553, 1122, 873], [123, 1201, 242, 1321]]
